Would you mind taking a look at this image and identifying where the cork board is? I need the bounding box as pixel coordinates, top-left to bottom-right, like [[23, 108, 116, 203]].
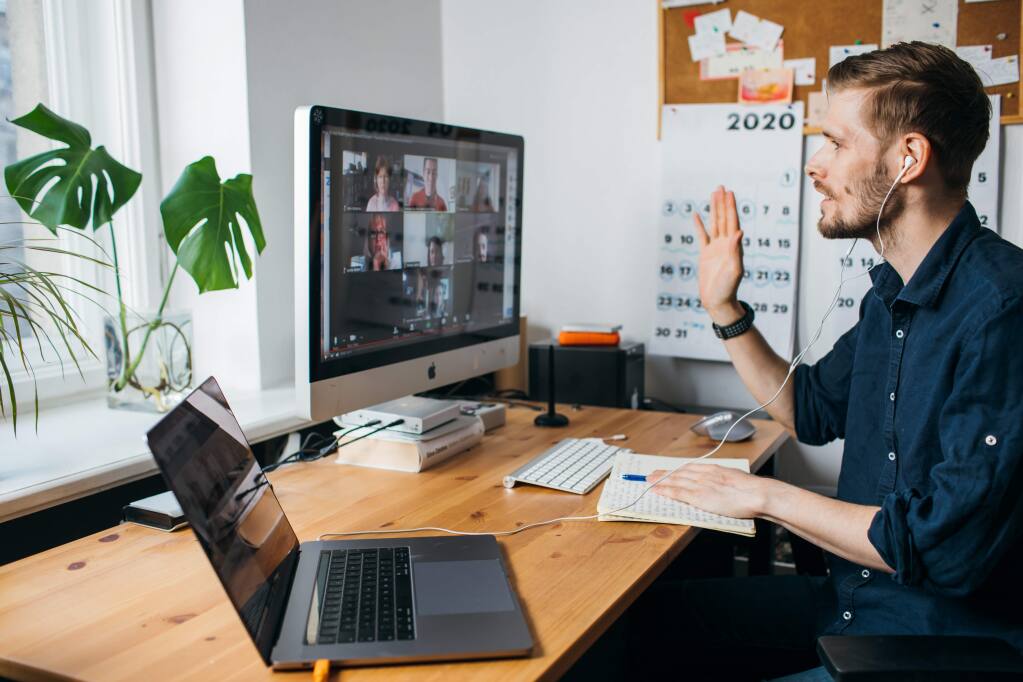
[[659, 0, 1023, 132]]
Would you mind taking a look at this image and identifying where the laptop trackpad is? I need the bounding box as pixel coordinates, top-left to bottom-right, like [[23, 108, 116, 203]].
[[414, 559, 515, 616]]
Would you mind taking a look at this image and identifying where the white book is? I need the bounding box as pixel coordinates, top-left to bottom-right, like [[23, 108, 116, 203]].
[[334, 415, 484, 473], [560, 323, 622, 334]]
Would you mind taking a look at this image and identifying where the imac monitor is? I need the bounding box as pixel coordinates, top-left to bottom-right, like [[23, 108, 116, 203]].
[[295, 106, 523, 421]]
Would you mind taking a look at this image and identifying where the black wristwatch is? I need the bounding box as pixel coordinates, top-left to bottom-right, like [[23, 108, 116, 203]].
[[712, 301, 755, 340]]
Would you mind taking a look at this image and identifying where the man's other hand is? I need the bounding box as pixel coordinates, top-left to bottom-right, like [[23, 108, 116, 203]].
[[696, 185, 746, 326], [647, 463, 771, 519]]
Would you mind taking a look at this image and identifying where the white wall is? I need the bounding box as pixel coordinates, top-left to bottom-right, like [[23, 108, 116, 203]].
[[153, 0, 261, 390], [152, 0, 445, 393], [441, 0, 1023, 490], [242, 0, 446, 388]]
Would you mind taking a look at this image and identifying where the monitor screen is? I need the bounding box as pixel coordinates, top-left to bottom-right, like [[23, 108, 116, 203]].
[[303, 108, 522, 383]]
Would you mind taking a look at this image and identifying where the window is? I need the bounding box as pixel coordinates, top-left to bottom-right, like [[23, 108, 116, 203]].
[[2, 0, 167, 410], [1, 0, 34, 343]]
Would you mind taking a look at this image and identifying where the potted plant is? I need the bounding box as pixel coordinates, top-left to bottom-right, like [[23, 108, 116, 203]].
[[0, 230, 106, 433], [2, 103, 265, 420]]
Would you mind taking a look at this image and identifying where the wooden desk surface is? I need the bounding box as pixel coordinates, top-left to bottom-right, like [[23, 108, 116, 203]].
[[0, 405, 788, 682]]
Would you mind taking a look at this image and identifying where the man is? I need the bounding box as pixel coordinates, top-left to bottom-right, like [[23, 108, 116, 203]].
[[475, 227, 489, 263], [427, 235, 445, 266], [629, 42, 1023, 681], [366, 214, 400, 271], [408, 157, 448, 210]]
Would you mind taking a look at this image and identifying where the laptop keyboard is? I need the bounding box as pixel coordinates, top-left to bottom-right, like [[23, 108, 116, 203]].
[[315, 547, 415, 644]]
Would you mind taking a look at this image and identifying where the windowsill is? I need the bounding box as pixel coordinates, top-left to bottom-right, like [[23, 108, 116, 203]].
[[0, 383, 309, 523]]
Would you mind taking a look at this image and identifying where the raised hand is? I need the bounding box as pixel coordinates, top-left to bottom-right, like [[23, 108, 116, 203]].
[[695, 186, 745, 325]]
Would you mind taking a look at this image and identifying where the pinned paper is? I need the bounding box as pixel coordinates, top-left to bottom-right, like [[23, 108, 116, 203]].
[[749, 18, 784, 52], [829, 44, 878, 68], [956, 44, 994, 66], [882, 0, 957, 48], [688, 30, 727, 62], [694, 8, 731, 36], [807, 91, 828, 127], [956, 47, 1019, 87], [784, 57, 816, 85], [738, 67, 794, 105], [702, 42, 784, 81], [977, 55, 1020, 87], [729, 10, 760, 43]]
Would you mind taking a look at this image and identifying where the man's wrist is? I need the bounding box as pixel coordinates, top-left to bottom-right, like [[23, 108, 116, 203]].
[[757, 477, 793, 521], [707, 300, 746, 327]]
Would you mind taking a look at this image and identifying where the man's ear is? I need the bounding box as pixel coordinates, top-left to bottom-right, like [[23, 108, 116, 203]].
[[900, 133, 931, 183]]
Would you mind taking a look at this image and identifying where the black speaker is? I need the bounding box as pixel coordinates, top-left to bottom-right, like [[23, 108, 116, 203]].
[[529, 341, 644, 409]]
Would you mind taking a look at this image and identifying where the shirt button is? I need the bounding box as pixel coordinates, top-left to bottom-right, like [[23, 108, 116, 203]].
[[842, 610, 853, 621], [985, 435, 998, 446], [889, 392, 896, 401], [888, 451, 896, 461], [861, 569, 871, 578], [895, 329, 904, 339]]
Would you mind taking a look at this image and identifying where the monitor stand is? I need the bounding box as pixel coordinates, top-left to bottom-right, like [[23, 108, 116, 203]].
[[535, 344, 569, 427]]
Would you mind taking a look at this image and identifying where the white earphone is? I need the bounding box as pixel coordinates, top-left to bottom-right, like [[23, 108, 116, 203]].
[[903, 154, 916, 169]]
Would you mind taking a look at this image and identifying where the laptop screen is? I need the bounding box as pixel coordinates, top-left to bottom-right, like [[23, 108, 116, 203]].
[[146, 377, 299, 663]]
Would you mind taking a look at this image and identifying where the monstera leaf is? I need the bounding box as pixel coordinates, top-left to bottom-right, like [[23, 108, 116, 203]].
[[4, 104, 142, 233], [160, 156, 266, 293]]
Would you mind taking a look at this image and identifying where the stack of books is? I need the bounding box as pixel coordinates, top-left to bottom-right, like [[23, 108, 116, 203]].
[[557, 323, 622, 347], [333, 414, 484, 473]]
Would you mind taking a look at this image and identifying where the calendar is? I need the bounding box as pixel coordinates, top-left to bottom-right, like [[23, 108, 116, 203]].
[[971, 95, 1001, 234], [807, 94, 1002, 338], [652, 104, 804, 361]]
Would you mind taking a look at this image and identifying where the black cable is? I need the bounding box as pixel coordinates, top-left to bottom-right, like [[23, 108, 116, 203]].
[[234, 421, 383, 501], [336, 418, 405, 447]]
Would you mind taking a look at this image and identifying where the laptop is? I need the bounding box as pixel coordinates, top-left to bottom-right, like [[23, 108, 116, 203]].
[[146, 376, 533, 669]]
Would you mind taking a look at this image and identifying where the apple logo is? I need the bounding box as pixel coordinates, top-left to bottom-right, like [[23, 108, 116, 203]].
[[428, 362, 437, 380]]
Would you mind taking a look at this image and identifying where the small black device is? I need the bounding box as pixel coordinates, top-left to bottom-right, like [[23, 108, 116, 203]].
[[534, 344, 569, 427], [529, 341, 645, 409]]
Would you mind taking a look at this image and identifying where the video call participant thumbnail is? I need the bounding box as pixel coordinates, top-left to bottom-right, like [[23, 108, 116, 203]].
[[365, 155, 401, 212], [407, 156, 450, 211], [403, 214, 454, 267], [430, 272, 451, 318], [348, 213, 403, 272], [455, 161, 500, 212]]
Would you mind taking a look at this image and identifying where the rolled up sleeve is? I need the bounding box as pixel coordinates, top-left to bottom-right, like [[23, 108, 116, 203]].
[[793, 316, 860, 446], [868, 296, 1023, 596]]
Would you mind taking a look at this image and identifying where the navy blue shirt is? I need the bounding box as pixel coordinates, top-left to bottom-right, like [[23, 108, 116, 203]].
[[793, 202, 1023, 650]]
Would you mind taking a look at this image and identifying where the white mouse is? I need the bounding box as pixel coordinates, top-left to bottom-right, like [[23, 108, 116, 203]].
[[690, 411, 757, 442]]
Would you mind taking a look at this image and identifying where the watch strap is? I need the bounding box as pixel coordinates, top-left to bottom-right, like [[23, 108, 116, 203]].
[[712, 301, 755, 340]]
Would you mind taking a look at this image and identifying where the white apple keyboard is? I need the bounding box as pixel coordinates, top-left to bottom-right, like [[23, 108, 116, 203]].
[[503, 438, 630, 494]]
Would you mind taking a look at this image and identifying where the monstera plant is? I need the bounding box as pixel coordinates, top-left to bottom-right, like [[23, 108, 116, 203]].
[[2, 103, 265, 421]]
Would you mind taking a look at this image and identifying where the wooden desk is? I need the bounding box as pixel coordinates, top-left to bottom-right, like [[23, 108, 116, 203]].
[[0, 405, 788, 681]]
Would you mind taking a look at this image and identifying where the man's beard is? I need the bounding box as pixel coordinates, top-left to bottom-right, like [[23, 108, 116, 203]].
[[816, 159, 905, 243]]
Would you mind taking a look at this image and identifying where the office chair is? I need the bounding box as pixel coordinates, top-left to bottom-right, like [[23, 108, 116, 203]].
[[816, 635, 1023, 681], [786, 533, 1023, 680]]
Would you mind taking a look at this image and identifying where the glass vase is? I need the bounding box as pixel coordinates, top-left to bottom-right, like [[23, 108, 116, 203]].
[[105, 309, 193, 413]]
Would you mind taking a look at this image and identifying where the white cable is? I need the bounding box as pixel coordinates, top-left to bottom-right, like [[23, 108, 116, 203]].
[[320, 171, 908, 543]]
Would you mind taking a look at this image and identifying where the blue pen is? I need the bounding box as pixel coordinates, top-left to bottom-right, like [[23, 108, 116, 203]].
[[621, 474, 647, 482]]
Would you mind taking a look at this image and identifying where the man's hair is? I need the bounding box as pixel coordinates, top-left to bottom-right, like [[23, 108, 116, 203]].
[[423, 157, 437, 170], [827, 41, 990, 197]]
